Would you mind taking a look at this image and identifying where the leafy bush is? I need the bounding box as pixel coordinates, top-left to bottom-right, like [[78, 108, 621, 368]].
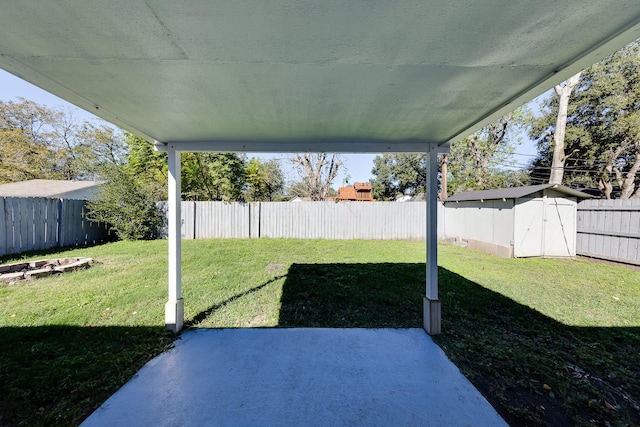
[[87, 168, 164, 240]]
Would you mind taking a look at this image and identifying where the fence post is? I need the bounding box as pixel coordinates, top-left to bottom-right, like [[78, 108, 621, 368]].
[[0, 197, 6, 256], [258, 202, 262, 238], [193, 201, 197, 239], [248, 203, 253, 238], [57, 198, 63, 247]]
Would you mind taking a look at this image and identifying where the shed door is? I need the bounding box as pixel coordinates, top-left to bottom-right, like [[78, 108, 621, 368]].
[[513, 199, 544, 257], [543, 198, 576, 257]]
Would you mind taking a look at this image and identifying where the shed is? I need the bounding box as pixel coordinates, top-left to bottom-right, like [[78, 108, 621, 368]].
[[0, 179, 103, 200], [443, 184, 592, 258]]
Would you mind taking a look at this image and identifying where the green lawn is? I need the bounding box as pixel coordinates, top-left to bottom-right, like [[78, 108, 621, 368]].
[[0, 239, 638, 426]]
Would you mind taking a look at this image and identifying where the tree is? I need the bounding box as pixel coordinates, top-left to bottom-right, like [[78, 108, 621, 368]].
[[549, 72, 582, 184], [75, 123, 127, 177], [370, 110, 530, 199], [0, 99, 126, 182], [448, 110, 531, 194], [370, 154, 427, 200], [86, 165, 164, 240], [124, 136, 248, 202], [0, 99, 60, 182], [289, 154, 342, 201], [181, 153, 246, 201], [124, 133, 168, 201], [245, 158, 285, 201], [529, 40, 640, 198]]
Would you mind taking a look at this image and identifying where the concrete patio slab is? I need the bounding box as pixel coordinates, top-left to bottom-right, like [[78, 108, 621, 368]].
[[82, 328, 506, 427]]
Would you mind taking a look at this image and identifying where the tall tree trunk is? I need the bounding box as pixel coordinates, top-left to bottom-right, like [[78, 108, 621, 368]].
[[549, 72, 581, 185], [599, 143, 629, 199], [291, 153, 341, 201], [620, 142, 640, 199]]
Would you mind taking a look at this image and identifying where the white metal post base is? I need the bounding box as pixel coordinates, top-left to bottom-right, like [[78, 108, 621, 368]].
[[423, 297, 441, 335], [165, 299, 184, 333]]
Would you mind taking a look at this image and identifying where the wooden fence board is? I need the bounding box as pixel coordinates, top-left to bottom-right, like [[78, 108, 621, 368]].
[[48, 199, 58, 249], [5, 198, 15, 255], [577, 200, 640, 266], [0, 197, 111, 257], [0, 198, 6, 256], [162, 201, 429, 241]]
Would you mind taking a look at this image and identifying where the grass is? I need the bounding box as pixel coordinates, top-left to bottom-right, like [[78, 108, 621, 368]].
[[435, 246, 640, 426], [0, 239, 639, 426]]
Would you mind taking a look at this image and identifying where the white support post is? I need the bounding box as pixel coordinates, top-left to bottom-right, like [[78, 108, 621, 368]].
[[165, 144, 183, 333], [424, 143, 443, 335]]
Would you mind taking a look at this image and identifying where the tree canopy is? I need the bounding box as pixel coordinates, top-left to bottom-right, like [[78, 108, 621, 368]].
[[447, 109, 531, 195], [0, 99, 125, 183], [245, 158, 285, 201], [121, 136, 286, 202], [370, 154, 427, 200], [370, 109, 531, 200], [529, 40, 640, 198]]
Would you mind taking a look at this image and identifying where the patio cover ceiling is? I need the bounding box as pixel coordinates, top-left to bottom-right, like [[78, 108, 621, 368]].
[[1, 1, 640, 153]]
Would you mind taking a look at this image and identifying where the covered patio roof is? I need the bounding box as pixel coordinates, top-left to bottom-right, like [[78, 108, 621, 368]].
[[1, 1, 639, 152], [2, 2, 640, 335]]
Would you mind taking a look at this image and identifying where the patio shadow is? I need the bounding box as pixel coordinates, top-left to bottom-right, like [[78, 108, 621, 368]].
[[277, 263, 424, 328], [0, 325, 174, 426]]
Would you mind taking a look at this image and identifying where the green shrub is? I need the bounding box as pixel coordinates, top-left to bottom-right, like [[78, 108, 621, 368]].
[[87, 168, 164, 240]]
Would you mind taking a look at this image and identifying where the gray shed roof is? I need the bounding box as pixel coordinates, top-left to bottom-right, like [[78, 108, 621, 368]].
[[444, 184, 593, 203], [0, 180, 102, 198], [0, 2, 639, 153]]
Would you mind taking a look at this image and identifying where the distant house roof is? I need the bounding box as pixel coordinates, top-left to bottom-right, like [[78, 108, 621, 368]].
[[338, 182, 374, 201], [444, 184, 593, 203], [0, 179, 103, 199], [353, 182, 372, 191]]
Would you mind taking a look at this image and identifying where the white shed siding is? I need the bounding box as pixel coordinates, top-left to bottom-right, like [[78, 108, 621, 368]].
[[513, 194, 577, 258], [543, 196, 577, 257], [445, 187, 580, 259], [513, 198, 544, 257], [444, 199, 514, 248]]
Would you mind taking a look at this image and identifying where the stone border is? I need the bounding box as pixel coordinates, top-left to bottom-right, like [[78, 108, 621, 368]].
[[0, 258, 93, 284]]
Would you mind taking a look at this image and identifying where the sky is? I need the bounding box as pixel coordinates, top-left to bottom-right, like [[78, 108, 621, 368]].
[[0, 68, 540, 186]]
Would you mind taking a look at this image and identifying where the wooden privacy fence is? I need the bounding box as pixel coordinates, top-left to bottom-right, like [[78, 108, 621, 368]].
[[0, 197, 112, 257], [577, 199, 640, 266], [168, 201, 442, 240]]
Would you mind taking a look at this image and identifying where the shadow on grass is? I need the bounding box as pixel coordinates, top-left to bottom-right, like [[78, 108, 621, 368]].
[[274, 263, 640, 426], [277, 263, 424, 328], [0, 325, 173, 427], [3, 263, 639, 426], [435, 267, 640, 427]]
